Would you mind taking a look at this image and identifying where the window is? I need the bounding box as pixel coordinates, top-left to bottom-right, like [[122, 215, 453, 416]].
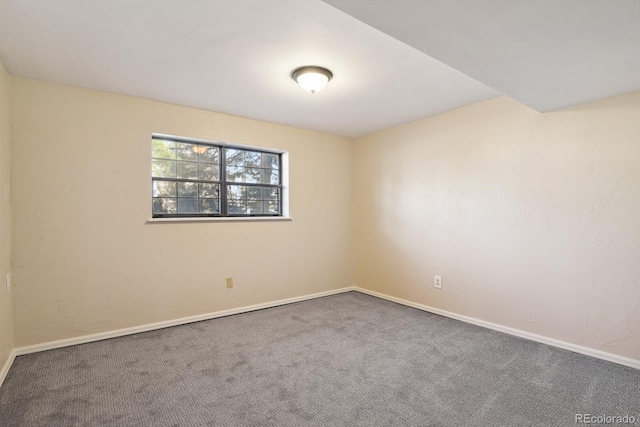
[[151, 135, 283, 218]]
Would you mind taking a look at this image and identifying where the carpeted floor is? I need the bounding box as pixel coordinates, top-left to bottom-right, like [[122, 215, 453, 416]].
[[0, 291, 638, 426]]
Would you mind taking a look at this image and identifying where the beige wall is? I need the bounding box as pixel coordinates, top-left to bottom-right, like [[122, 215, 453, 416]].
[[353, 94, 640, 360], [7, 75, 640, 363], [0, 61, 13, 369], [10, 78, 354, 347]]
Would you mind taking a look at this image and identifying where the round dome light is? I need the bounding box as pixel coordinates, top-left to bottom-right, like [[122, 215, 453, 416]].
[[291, 66, 333, 94]]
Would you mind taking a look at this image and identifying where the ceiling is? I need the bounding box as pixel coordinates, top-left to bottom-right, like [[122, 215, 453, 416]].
[[0, 1, 637, 138], [324, 0, 640, 112]]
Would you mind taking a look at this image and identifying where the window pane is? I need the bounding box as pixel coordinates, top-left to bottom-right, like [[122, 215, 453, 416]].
[[259, 169, 278, 184], [177, 161, 198, 179], [226, 165, 244, 183], [247, 200, 263, 215], [227, 199, 247, 214], [262, 153, 279, 169], [265, 200, 280, 214], [153, 198, 177, 214], [199, 183, 219, 198], [198, 146, 219, 164], [152, 159, 176, 178], [269, 170, 279, 185], [226, 149, 244, 166], [153, 180, 176, 197], [227, 185, 246, 200], [152, 139, 176, 160], [244, 151, 261, 168], [263, 187, 279, 200], [225, 167, 274, 184], [247, 186, 262, 200], [177, 143, 197, 161], [244, 167, 260, 184], [198, 163, 219, 181], [224, 184, 280, 215], [177, 198, 198, 213], [199, 199, 220, 214], [177, 182, 198, 198]]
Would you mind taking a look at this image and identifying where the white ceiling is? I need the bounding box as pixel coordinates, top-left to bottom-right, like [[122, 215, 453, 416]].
[[323, 0, 640, 112], [0, 1, 638, 138], [0, 0, 497, 137]]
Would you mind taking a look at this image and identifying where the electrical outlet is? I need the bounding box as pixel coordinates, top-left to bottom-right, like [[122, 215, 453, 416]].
[[5, 273, 10, 293], [226, 277, 233, 289], [434, 275, 442, 289]]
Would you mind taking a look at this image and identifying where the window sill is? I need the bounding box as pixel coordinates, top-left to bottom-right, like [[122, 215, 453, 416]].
[[146, 216, 292, 224]]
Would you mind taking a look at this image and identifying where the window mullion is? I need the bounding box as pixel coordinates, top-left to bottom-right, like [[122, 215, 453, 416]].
[[278, 152, 283, 216], [221, 147, 227, 216]]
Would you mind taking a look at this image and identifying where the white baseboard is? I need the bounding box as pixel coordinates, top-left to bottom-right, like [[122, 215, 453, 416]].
[[14, 287, 356, 357], [354, 287, 640, 371], [0, 349, 17, 388], [4, 284, 636, 389]]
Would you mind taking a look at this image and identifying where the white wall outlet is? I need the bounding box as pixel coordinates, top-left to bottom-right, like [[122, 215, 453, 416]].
[[6, 273, 10, 293], [434, 275, 442, 289], [226, 277, 234, 289]]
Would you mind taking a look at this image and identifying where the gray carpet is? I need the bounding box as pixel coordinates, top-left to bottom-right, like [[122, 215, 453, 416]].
[[0, 292, 638, 426]]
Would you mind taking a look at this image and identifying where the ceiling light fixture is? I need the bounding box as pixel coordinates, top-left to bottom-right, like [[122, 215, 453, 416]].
[[291, 66, 333, 94]]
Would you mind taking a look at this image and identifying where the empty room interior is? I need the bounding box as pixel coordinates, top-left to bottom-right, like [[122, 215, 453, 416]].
[[0, 0, 639, 426]]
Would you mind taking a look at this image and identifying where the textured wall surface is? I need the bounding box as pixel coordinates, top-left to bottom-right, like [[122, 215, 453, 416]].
[[353, 93, 640, 360], [6, 75, 640, 365], [0, 61, 13, 369], [10, 78, 354, 346]]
